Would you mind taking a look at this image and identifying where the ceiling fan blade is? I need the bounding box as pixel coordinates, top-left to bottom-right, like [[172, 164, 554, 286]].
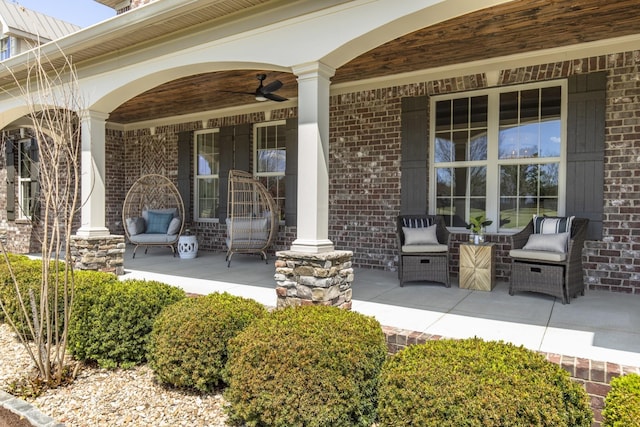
[[219, 90, 255, 96], [261, 79, 283, 94], [264, 92, 288, 102]]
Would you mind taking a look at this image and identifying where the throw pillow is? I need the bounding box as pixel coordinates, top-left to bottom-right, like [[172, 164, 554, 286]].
[[142, 208, 178, 222], [403, 224, 439, 245], [125, 217, 146, 236], [146, 211, 174, 234], [533, 215, 574, 234], [402, 217, 432, 228], [167, 217, 181, 235], [523, 232, 570, 253]]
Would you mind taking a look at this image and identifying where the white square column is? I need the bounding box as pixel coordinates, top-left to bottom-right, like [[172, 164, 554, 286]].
[[76, 110, 110, 237], [290, 62, 335, 253]]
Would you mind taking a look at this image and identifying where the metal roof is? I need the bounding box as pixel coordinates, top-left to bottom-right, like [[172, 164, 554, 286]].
[[0, 0, 81, 42]]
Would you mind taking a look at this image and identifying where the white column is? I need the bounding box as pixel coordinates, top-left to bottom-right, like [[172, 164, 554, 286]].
[[76, 110, 110, 237], [290, 62, 335, 253]]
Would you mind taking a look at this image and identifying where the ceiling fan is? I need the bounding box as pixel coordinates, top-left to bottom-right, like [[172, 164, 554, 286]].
[[227, 73, 288, 102]]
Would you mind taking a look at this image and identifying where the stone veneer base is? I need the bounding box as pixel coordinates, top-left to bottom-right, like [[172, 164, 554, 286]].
[[70, 235, 125, 275], [275, 250, 354, 309]]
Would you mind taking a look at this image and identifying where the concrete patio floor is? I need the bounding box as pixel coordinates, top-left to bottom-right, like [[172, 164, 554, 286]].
[[120, 245, 640, 367]]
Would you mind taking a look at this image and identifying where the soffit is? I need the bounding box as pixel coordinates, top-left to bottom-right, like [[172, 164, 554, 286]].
[[109, 0, 640, 124]]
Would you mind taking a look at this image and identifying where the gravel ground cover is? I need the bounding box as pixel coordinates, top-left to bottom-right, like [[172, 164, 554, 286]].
[[0, 323, 229, 426]]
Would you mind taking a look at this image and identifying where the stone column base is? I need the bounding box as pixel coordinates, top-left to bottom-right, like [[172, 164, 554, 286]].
[[70, 235, 125, 275], [275, 250, 354, 309]]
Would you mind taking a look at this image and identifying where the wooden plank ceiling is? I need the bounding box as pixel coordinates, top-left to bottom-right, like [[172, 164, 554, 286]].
[[108, 0, 640, 124]]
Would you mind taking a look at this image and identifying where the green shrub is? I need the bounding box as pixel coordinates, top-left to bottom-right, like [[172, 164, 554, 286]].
[[0, 255, 72, 338], [603, 373, 640, 427], [377, 338, 593, 427], [225, 305, 387, 427], [68, 279, 185, 369], [148, 292, 267, 392]]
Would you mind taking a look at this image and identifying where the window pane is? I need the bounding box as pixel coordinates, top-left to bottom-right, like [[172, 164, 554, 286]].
[[435, 100, 452, 131], [20, 143, 31, 178], [197, 133, 218, 176], [469, 166, 486, 197], [436, 167, 452, 197], [197, 178, 218, 218], [255, 122, 287, 219], [469, 129, 487, 161], [498, 162, 559, 230], [520, 89, 539, 121], [541, 86, 561, 119], [434, 133, 452, 163], [499, 91, 518, 125], [452, 131, 467, 162], [20, 182, 32, 217], [259, 175, 285, 220], [452, 98, 468, 129], [540, 119, 561, 157], [470, 96, 488, 127]]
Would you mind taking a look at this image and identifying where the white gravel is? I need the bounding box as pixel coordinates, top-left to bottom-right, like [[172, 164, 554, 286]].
[[0, 323, 230, 426]]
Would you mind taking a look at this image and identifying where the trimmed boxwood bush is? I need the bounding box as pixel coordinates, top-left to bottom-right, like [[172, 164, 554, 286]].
[[224, 305, 387, 427], [602, 373, 640, 427], [377, 338, 593, 427], [0, 255, 84, 339], [148, 292, 267, 392], [68, 278, 185, 368]]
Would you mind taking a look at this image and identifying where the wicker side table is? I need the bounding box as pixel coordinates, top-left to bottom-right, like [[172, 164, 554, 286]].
[[459, 243, 496, 291]]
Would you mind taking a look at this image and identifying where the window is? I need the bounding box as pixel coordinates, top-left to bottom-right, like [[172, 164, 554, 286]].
[[0, 37, 11, 60], [430, 82, 566, 232], [254, 121, 286, 220], [17, 139, 35, 220], [194, 129, 220, 221]]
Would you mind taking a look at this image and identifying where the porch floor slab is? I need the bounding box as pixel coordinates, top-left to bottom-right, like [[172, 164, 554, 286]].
[[120, 246, 640, 367]]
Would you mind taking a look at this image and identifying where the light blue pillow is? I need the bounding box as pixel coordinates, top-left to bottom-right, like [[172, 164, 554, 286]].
[[146, 211, 173, 234]]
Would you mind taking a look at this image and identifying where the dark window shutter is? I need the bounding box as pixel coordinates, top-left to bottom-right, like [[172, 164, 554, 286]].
[[400, 96, 428, 215], [566, 72, 606, 240], [4, 140, 15, 221], [218, 124, 252, 222], [233, 124, 252, 173], [285, 118, 298, 226], [177, 131, 192, 220], [218, 126, 234, 222], [29, 138, 40, 221]]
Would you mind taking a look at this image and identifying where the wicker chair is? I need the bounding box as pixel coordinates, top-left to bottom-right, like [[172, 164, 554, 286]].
[[122, 174, 185, 258], [397, 215, 450, 287], [225, 170, 278, 267], [509, 217, 589, 304]]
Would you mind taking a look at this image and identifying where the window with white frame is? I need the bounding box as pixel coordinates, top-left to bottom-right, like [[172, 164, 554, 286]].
[[194, 129, 220, 220], [430, 82, 565, 232], [254, 121, 286, 220], [17, 139, 34, 220], [0, 37, 11, 60]]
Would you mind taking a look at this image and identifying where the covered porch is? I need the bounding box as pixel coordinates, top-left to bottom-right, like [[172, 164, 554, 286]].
[[121, 246, 640, 368]]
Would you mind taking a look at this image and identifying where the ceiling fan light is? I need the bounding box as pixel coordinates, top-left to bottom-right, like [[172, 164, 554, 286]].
[[255, 95, 268, 102]]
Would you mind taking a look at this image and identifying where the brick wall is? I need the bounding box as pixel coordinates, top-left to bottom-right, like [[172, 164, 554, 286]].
[[382, 325, 640, 426]]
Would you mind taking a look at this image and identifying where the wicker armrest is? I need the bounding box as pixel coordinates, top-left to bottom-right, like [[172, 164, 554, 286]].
[[510, 220, 534, 250]]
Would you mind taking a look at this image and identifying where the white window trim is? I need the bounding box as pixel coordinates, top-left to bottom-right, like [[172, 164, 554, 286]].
[[17, 138, 32, 220], [253, 120, 286, 222], [253, 120, 287, 177], [194, 128, 220, 223], [428, 80, 568, 233]]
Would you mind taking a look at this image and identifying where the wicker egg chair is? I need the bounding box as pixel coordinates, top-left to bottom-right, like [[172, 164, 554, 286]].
[[122, 174, 185, 258], [225, 170, 278, 267]]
